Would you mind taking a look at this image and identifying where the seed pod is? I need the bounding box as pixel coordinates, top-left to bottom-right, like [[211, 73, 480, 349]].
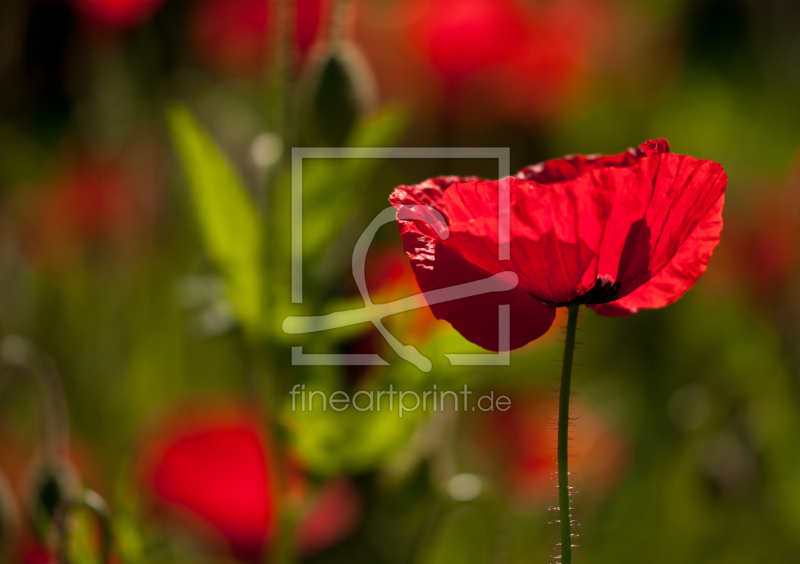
[[23, 458, 81, 540]]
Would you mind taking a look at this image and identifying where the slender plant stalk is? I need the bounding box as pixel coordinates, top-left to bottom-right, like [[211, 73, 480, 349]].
[[330, 0, 353, 48], [558, 304, 580, 564], [263, 4, 298, 564]]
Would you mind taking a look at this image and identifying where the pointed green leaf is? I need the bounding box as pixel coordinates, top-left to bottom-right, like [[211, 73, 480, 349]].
[[167, 104, 263, 338]]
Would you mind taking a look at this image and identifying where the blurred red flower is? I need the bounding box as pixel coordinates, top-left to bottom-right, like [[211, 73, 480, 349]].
[[343, 246, 440, 380], [16, 540, 121, 564], [190, 0, 326, 76], [16, 160, 142, 272], [359, 0, 612, 123], [295, 477, 360, 556], [465, 0, 612, 121], [389, 139, 727, 351], [365, 246, 439, 345], [137, 404, 360, 562], [475, 393, 628, 506], [717, 172, 800, 303], [408, 0, 529, 84], [69, 0, 165, 28], [17, 540, 51, 564]]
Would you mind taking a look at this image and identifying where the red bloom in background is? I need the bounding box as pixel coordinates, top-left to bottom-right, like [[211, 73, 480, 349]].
[[343, 247, 440, 380], [364, 247, 439, 345], [190, 0, 326, 76], [408, 0, 529, 84], [721, 180, 800, 302], [137, 404, 360, 562], [16, 540, 122, 564], [467, 0, 612, 120], [295, 478, 360, 556], [16, 160, 142, 272], [17, 540, 52, 564], [475, 394, 628, 506], [69, 0, 165, 27], [138, 407, 274, 561], [369, 0, 611, 121], [389, 140, 727, 351]]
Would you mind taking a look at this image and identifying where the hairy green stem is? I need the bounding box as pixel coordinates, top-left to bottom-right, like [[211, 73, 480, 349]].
[[558, 304, 579, 564]]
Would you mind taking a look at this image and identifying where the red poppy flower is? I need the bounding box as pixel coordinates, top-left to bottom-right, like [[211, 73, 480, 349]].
[[389, 139, 727, 351], [190, 0, 326, 76], [137, 405, 360, 562], [69, 0, 165, 28]]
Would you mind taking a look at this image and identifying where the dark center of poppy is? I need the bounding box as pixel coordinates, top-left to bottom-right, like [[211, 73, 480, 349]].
[[552, 276, 620, 307]]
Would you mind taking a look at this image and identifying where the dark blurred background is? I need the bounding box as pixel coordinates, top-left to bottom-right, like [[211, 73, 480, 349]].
[[2, 0, 800, 562]]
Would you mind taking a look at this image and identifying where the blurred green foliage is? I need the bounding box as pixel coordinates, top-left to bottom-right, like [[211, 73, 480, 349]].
[[2, 0, 800, 562]]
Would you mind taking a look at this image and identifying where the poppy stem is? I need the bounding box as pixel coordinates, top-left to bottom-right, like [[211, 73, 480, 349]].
[[558, 304, 579, 564], [0, 336, 70, 459]]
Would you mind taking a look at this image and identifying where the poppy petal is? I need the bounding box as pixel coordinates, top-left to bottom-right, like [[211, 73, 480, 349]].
[[592, 193, 724, 316], [515, 139, 670, 185], [510, 147, 726, 304], [139, 410, 274, 562], [391, 178, 556, 351], [441, 178, 599, 304]]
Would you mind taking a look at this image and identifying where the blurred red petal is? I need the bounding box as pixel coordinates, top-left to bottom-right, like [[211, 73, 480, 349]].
[[297, 478, 361, 556], [390, 177, 557, 352], [138, 407, 275, 562], [190, 0, 325, 76], [408, 0, 529, 82]]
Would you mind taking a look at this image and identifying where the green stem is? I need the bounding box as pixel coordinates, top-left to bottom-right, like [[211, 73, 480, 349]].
[[558, 304, 579, 564], [329, 0, 353, 48], [0, 338, 70, 459], [268, 0, 293, 138], [271, 497, 299, 564]]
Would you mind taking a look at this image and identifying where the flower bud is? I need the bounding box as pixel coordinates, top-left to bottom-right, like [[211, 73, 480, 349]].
[[301, 42, 377, 145], [24, 459, 80, 540]]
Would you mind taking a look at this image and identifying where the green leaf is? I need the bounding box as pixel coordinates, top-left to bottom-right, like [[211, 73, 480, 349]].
[[348, 104, 407, 148], [166, 104, 263, 338]]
